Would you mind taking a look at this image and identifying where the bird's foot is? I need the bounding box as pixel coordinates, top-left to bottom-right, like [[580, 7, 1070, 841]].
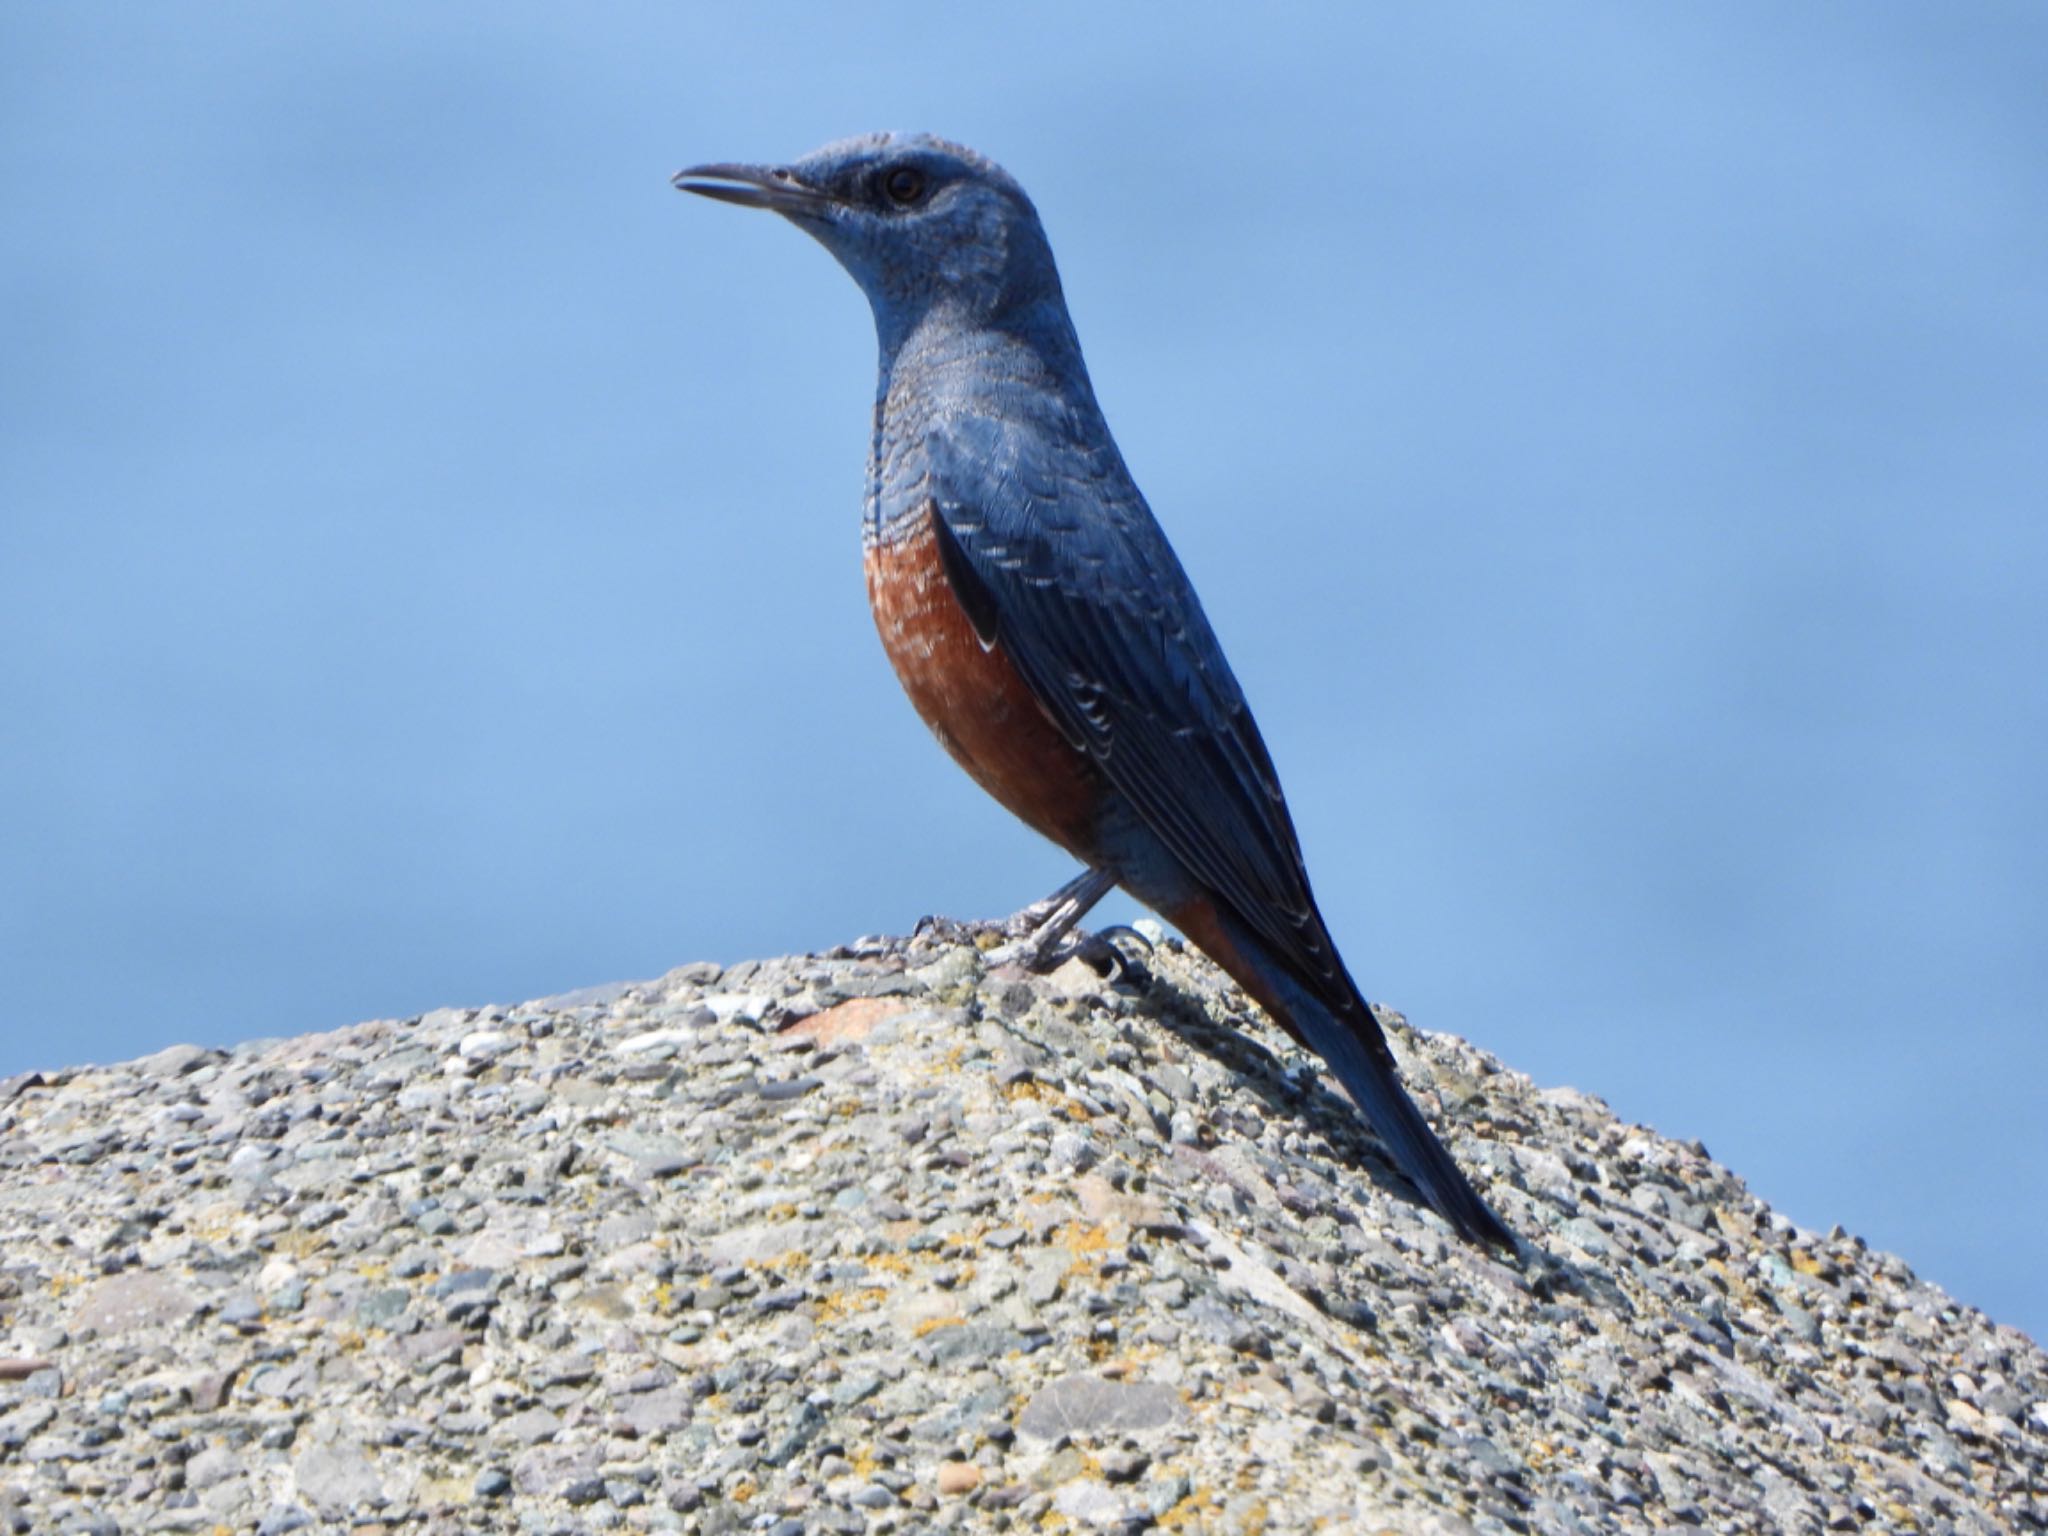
[[982, 867, 1119, 971], [989, 921, 1154, 988], [983, 927, 1071, 972]]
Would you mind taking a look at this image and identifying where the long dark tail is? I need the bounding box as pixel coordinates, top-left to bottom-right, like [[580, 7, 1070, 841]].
[[1186, 900, 1515, 1250]]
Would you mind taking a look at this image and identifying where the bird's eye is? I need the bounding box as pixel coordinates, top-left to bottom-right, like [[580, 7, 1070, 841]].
[[882, 166, 928, 206]]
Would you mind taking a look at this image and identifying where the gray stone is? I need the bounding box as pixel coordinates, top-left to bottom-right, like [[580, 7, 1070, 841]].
[[73, 1272, 200, 1335], [291, 1437, 381, 1516], [1054, 1479, 1142, 1527], [1016, 1375, 1183, 1441], [616, 1388, 693, 1439], [135, 1043, 212, 1077], [512, 1441, 602, 1498], [496, 1406, 563, 1446]]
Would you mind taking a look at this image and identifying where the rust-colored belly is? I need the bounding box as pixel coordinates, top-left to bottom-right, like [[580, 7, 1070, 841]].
[[864, 507, 1104, 859]]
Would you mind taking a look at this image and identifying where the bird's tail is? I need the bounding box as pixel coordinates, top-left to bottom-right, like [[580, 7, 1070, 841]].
[[1181, 901, 1515, 1250], [1308, 994, 1516, 1250]]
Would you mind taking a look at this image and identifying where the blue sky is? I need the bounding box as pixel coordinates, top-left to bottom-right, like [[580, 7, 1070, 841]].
[[4, 5, 2043, 1341]]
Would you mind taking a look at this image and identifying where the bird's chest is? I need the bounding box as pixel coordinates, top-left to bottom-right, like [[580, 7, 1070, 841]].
[[863, 506, 1102, 856]]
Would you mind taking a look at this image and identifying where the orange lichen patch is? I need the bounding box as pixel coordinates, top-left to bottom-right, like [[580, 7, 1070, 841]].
[[1056, 1222, 1113, 1265], [1003, 1078, 1091, 1120], [730, 1478, 756, 1503], [1155, 1488, 1222, 1531], [813, 1287, 890, 1324], [912, 1315, 966, 1338], [781, 996, 911, 1048], [864, 1252, 915, 1277]]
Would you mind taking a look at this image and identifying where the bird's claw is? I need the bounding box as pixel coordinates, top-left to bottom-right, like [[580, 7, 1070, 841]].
[[987, 923, 1152, 985]]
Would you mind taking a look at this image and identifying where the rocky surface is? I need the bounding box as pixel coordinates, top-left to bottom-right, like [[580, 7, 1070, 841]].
[[1, 924, 2043, 1535]]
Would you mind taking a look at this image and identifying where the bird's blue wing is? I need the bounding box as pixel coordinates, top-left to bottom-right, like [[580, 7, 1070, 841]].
[[926, 410, 1366, 1031], [928, 410, 1515, 1249]]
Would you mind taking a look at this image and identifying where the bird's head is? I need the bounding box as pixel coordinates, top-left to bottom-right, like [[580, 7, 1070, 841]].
[[674, 133, 1067, 357]]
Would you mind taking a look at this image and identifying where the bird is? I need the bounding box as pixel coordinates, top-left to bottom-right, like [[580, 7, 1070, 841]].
[[673, 133, 1513, 1250]]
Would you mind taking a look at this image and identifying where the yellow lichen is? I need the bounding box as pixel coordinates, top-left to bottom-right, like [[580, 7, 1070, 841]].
[[1156, 1487, 1222, 1531], [812, 1287, 889, 1323]]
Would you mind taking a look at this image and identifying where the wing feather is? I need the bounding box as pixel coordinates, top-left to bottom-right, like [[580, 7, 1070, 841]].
[[926, 412, 1354, 1005]]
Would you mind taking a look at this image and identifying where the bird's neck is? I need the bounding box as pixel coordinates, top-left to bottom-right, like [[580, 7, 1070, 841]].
[[864, 304, 1096, 549]]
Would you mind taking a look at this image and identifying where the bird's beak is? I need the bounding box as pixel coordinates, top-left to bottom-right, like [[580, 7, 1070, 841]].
[[671, 162, 834, 218]]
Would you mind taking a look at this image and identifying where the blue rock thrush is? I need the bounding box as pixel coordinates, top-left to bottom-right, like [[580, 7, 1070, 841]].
[[675, 133, 1512, 1249]]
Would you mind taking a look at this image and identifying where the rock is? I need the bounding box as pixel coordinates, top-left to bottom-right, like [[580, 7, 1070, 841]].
[[292, 1436, 381, 1516], [1017, 1374, 1183, 1440], [615, 1387, 693, 1438], [1054, 1478, 1143, 1527], [457, 1029, 516, 1062], [495, 1407, 562, 1446], [0, 933, 2039, 1535], [73, 1272, 200, 1334], [512, 1441, 601, 1498], [935, 1461, 981, 1495], [134, 1042, 212, 1077]]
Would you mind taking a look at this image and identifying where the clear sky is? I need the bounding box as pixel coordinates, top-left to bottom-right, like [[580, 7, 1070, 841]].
[[4, 5, 2043, 1342]]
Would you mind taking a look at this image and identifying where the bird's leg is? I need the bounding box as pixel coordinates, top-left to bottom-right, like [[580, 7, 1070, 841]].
[[1003, 867, 1113, 936], [987, 866, 1117, 971]]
